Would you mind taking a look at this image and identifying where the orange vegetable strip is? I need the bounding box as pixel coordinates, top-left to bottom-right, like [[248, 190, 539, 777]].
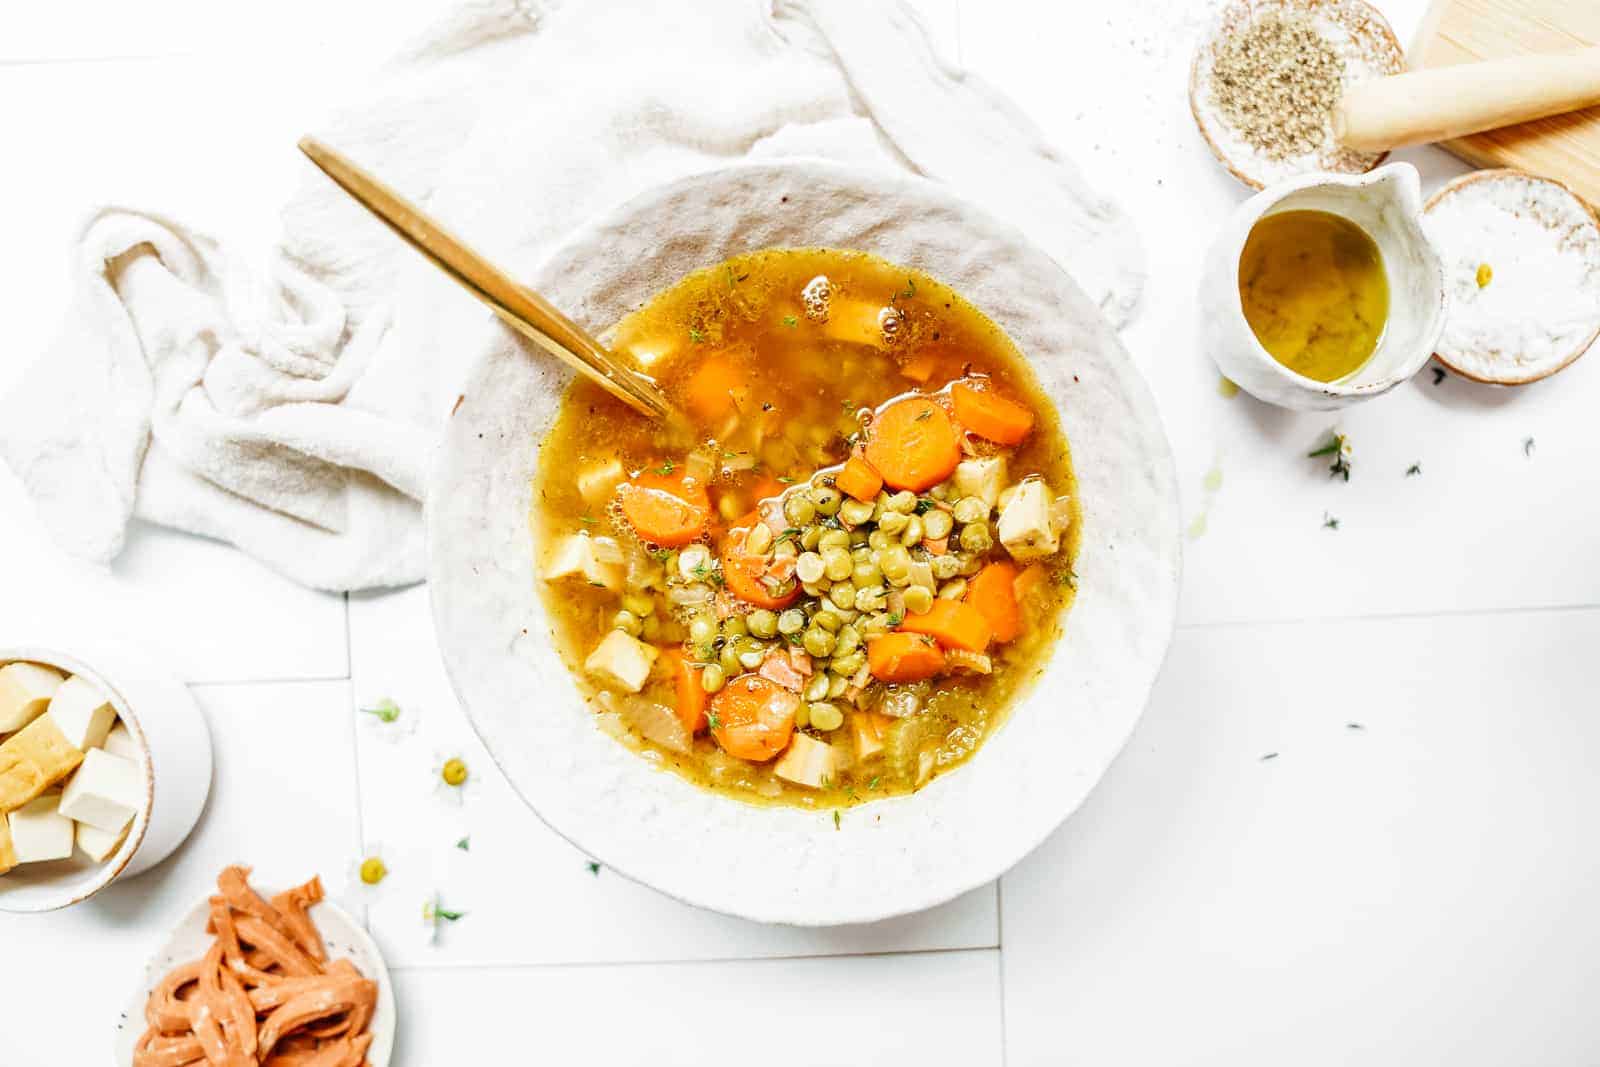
[[834, 454, 884, 502], [897, 599, 992, 652], [867, 632, 946, 682], [617, 468, 710, 547], [966, 561, 1022, 643], [709, 674, 798, 761], [217, 866, 301, 956], [864, 395, 962, 491], [1013, 563, 1049, 602], [661, 649, 709, 734], [232, 916, 322, 978], [133, 1031, 205, 1067], [271, 876, 327, 962], [950, 378, 1035, 445]]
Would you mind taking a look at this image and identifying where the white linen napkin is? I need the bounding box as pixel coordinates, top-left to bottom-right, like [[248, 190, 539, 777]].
[[0, 0, 1144, 591]]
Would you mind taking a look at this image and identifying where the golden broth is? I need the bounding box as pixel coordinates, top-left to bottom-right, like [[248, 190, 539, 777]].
[[1238, 209, 1389, 383], [531, 248, 1080, 809]]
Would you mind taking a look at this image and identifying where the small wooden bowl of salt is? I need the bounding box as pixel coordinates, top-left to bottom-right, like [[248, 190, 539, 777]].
[[1422, 170, 1600, 385], [1190, 0, 1404, 189]]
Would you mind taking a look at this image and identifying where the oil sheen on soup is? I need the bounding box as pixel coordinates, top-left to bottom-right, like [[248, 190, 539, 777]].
[[532, 248, 1079, 810]]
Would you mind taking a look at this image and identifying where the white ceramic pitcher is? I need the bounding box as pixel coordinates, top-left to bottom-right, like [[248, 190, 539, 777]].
[[1200, 162, 1446, 411]]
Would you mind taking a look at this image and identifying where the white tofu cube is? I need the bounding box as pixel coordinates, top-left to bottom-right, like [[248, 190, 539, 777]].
[[0, 662, 65, 733], [75, 819, 129, 863], [544, 533, 625, 593], [46, 676, 116, 750], [102, 720, 141, 761], [583, 630, 659, 693], [577, 458, 626, 508], [952, 455, 1007, 509], [58, 749, 143, 834], [997, 479, 1060, 562], [8, 793, 73, 863]]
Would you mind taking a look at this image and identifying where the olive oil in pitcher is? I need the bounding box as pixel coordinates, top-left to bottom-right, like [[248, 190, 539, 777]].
[[1237, 209, 1389, 383]]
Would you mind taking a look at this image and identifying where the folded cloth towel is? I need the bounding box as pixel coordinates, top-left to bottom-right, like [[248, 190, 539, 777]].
[[0, 0, 1144, 592]]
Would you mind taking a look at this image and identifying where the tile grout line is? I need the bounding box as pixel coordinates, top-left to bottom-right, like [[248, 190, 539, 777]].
[[340, 590, 370, 931], [996, 875, 1009, 1067], [1177, 598, 1600, 633], [385, 941, 1002, 975]]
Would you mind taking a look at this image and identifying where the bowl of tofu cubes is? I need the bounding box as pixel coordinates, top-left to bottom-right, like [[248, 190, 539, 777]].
[[0, 640, 212, 912]]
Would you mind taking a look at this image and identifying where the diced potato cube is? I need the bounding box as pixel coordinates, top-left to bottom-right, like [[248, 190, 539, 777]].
[[852, 712, 889, 762], [577, 459, 625, 508], [0, 715, 84, 812], [0, 662, 65, 733], [544, 533, 625, 593], [997, 479, 1059, 562], [821, 297, 890, 347], [774, 732, 839, 789], [584, 631, 659, 693], [953, 456, 1007, 509]]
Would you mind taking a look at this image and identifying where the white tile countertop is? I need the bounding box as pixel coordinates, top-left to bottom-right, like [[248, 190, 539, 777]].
[[3, 1, 1598, 1064]]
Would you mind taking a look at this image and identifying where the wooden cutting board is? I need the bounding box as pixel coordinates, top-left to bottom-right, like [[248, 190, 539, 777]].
[[1413, 0, 1600, 203]]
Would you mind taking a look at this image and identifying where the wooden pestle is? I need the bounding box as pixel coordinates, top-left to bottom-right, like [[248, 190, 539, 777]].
[[1335, 47, 1600, 152]]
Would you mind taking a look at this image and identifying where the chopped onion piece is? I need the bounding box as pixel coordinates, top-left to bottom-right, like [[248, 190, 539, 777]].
[[618, 697, 691, 754]]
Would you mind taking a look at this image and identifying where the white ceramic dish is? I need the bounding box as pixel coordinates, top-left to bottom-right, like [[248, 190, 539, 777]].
[[429, 160, 1181, 925], [1200, 163, 1447, 411], [0, 632, 211, 913], [112, 891, 395, 1066]]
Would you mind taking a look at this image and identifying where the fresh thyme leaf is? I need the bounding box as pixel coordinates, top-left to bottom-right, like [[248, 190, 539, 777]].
[[579, 515, 598, 525], [726, 264, 737, 289], [832, 810, 842, 830], [649, 547, 671, 562], [783, 315, 798, 329], [705, 709, 721, 731], [777, 476, 795, 485], [456, 837, 470, 851], [689, 327, 706, 344], [657, 460, 677, 475], [586, 861, 601, 876], [840, 399, 854, 412], [868, 776, 880, 790], [1432, 366, 1446, 385], [1346, 722, 1364, 731], [1260, 752, 1279, 762], [913, 499, 933, 515], [914, 409, 933, 422], [893, 279, 916, 301], [1523, 436, 1535, 458], [1057, 569, 1078, 588], [588, 580, 607, 588], [1309, 432, 1351, 481], [1322, 512, 1340, 530], [1405, 463, 1421, 477], [436, 908, 465, 922], [886, 612, 903, 627]]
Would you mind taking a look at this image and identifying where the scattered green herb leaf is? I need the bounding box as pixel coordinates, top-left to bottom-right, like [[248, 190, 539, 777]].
[[657, 460, 677, 475], [689, 327, 706, 344], [1322, 512, 1340, 530], [1405, 463, 1421, 477], [915, 409, 933, 422], [833, 810, 842, 830], [782, 314, 798, 329], [1260, 752, 1279, 762], [1308, 432, 1351, 481], [1523, 436, 1535, 458], [913, 499, 933, 515], [587, 861, 601, 876], [1432, 366, 1446, 385], [579, 515, 598, 525], [456, 837, 470, 851], [706, 709, 721, 731], [1346, 722, 1364, 731]]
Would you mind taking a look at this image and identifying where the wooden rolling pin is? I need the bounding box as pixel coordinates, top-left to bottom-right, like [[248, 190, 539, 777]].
[[1335, 47, 1600, 152]]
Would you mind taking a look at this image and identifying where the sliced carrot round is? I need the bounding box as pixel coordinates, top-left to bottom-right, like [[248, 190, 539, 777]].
[[863, 395, 961, 492], [965, 561, 1021, 643], [618, 468, 710, 547], [709, 674, 798, 761], [866, 632, 946, 682], [950, 379, 1035, 445], [896, 598, 992, 653], [720, 533, 801, 609]]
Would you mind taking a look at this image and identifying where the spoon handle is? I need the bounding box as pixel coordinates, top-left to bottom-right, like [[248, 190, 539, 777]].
[[297, 136, 674, 420]]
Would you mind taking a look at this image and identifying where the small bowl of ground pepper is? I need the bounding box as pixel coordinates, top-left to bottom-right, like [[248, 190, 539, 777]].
[[1190, 0, 1405, 190]]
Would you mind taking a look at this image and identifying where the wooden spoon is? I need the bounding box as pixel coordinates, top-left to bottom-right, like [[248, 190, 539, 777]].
[[297, 136, 676, 420]]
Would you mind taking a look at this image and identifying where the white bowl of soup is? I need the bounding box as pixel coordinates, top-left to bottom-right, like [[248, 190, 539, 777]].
[[429, 161, 1180, 925]]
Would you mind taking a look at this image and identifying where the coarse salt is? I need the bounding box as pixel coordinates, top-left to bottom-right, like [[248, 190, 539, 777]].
[[1423, 171, 1600, 384]]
